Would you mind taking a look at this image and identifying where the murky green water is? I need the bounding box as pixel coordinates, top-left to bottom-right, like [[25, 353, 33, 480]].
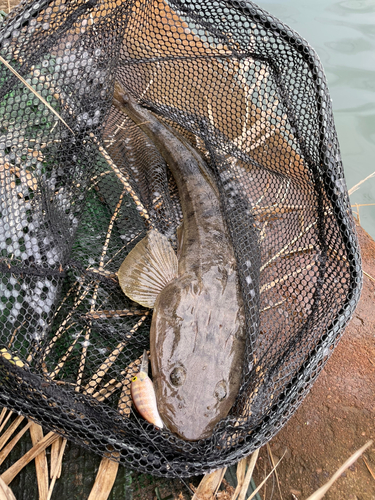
[[257, 0, 375, 240]]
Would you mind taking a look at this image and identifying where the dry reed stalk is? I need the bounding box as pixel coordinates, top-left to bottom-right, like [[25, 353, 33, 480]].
[[0, 416, 24, 452], [253, 204, 306, 218], [305, 440, 373, 500], [348, 171, 375, 195], [246, 449, 286, 500], [1, 431, 59, 485], [100, 188, 128, 263], [7, 323, 25, 351], [89, 170, 113, 190], [0, 410, 8, 428], [84, 309, 147, 320], [102, 231, 144, 269], [260, 299, 286, 314], [0, 477, 16, 500], [0, 421, 32, 467], [76, 187, 128, 389], [90, 352, 146, 404], [260, 262, 314, 295], [363, 270, 375, 283], [89, 132, 151, 224], [87, 456, 120, 500], [92, 379, 123, 402], [49, 438, 62, 479], [87, 355, 147, 500], [46, 438, 66, 500], [260, 219, 317, 272], [84, 313, 149, 395], [192, 467, 227, 500], [232, 457, 247, 500], [51, 280, 80, 320], [117, 355, 144, 416], [48, 327, 81, 379], [29, 423, 49, 500], [0, 56, 73, 134], [43, 286, 91, 361], [0, 413, 13, 436], [238, 450, 259, 500], [363, 456, 375, 482], [266, 444, 283, 500]]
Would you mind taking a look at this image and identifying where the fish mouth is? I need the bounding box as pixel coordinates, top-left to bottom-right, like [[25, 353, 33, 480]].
[[161, 409, 216, 442], [156, 388, 223, 441]]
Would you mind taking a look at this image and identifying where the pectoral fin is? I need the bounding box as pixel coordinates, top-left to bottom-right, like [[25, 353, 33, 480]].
[[118, 230, 178, 308]]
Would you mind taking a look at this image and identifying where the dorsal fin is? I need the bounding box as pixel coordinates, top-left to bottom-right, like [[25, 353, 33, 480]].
[[118, 230, 178, 308]]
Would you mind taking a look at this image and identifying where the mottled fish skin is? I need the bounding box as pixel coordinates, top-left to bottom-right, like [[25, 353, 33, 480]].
[[114, 84, 245, 441]]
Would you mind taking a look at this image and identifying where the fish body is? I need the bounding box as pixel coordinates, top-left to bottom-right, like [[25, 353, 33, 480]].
[[115, 84, 245, 441]]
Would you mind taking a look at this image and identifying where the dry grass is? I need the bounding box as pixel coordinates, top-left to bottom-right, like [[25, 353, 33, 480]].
[[0, 418, 370, 500]]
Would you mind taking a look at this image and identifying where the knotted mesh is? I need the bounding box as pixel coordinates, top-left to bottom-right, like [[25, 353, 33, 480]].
[[0, 0, 361, 476]]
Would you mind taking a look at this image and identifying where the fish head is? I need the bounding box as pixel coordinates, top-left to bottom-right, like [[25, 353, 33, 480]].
[[150, 276, 244, 441]]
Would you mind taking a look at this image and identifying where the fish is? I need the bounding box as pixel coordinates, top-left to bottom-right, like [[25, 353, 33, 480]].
[[131, 350, 164, 429], [114, 83, 245, 441]]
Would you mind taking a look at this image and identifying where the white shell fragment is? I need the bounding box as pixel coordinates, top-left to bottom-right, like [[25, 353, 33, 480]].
[[118, 230, 178, 308]]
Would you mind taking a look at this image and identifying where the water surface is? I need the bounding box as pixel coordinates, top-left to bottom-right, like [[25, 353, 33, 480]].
[[257, 0, 375, 239]]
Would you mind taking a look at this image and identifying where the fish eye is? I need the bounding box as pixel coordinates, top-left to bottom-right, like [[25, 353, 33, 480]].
[[214, 380, 227, 401], [170, 366, 186, 386]]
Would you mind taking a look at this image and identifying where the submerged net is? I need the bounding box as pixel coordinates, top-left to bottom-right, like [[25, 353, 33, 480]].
[[0, 0, 362, 477]]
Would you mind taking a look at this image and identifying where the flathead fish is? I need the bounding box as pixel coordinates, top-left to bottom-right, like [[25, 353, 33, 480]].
[[115, 83, 245, 441]]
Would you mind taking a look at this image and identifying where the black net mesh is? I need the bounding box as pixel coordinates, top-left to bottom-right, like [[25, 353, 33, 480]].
[[0, 0, 362, 478]]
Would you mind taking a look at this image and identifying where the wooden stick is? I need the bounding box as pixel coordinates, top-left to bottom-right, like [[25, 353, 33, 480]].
[[348, 171, 375, 195], [363, 455, 375, 482], [0, 416, 24, 452], [29, 423, 49, 500], [0, 412, 13, 436], [305, 441, 373, 500], [48, 327, 80, 379], [266, 443, 283, 500], [117, 355, 144, 417], [247, 450, 286, 500], [92, 380, 123, 402], [87, 456, 120, 500], [43, 286, 91, 361], [238, 450, 259, 500], [0, 477, 16, 500], [0, 422, 32, 468], [260, 219, 317, 272], [84, 313, 149, 394], [0, 409, 8, 428], [102, 231, 144, 269], [232, 456, 247, 500], [84, 309, 147, 320], [89, 132, 151, 224], [50, 438, 62, 479], [46, 439, 66, 500], [7, 322, 25, 351], [260, 262, 314, 294], [363, 270, 375, 283], [76, 188, 128, 389], [192, 467, 227, 500], [0, 56, 73, 134], [1, 431, 59, 485]]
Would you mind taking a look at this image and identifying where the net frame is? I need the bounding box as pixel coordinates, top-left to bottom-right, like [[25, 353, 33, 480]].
[[0, 0, 362, 477]]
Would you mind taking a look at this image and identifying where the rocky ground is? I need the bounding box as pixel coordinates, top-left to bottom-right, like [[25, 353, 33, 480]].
[[253, 221, 375, 500]]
